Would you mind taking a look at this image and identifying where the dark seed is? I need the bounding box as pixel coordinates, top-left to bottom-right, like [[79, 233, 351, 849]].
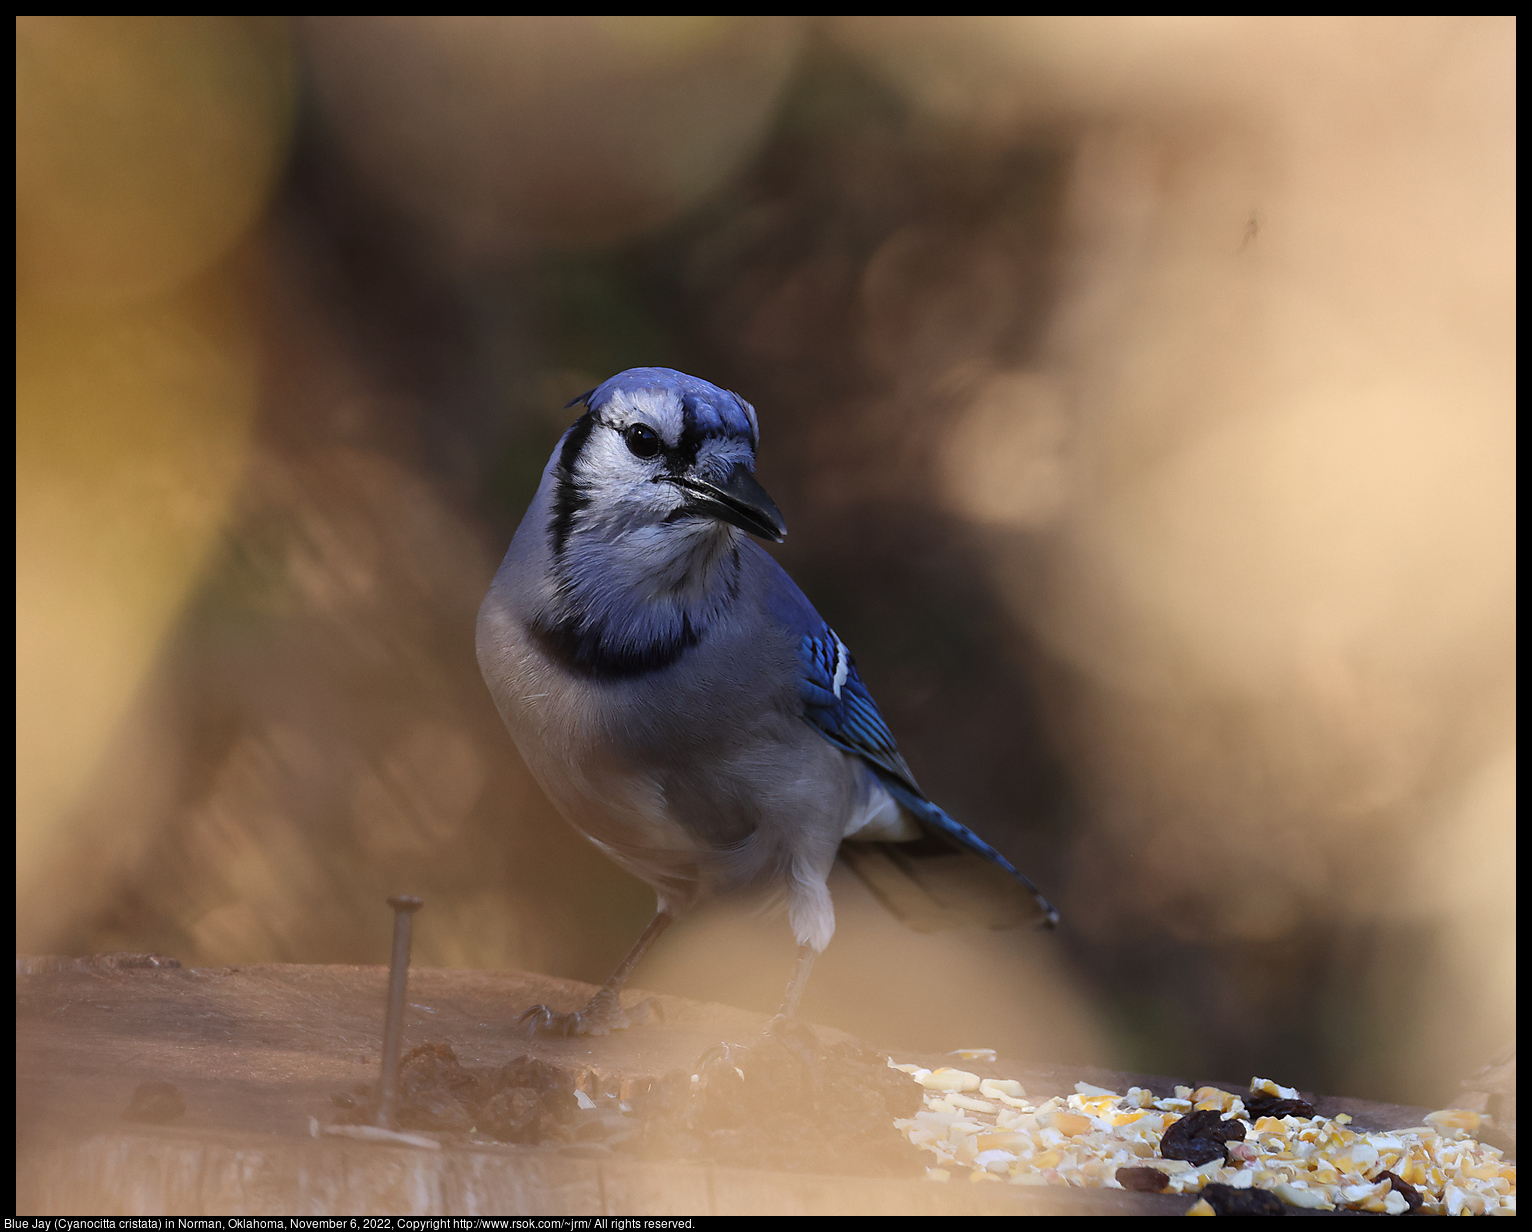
[[1116, 1165, 1170, 1192], [394, 1040, 479, 1132], [1376, 1170, 1424, 1213], [1245, 1093, 1317, 1120], [1161, 1108, 1247, 1165], [1201, 1182, 1287, 1215]]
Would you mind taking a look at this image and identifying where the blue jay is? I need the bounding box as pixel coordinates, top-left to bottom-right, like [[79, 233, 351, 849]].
[[477, 368, 1057, 1035]]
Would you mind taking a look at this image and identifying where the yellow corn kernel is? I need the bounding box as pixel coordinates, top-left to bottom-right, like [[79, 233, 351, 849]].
[[1052, 1112, 1093, 1137], [950, 1048, 997, 1063], [979, 1078, 1027, 1102], [1426, 1109, 1482, 1134], [1075, 1095, 1118, 1118], [1273, 1184, 1335, 1211], [919, 1067, 983, 1093], [1191, 1087, 1238, 1112]]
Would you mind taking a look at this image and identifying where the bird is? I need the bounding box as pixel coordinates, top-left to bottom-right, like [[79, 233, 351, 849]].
[[476, 367, 1057, 1036]]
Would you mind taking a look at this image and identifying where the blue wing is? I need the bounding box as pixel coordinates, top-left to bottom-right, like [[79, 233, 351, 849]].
[[757, 547, 1058, 925], [791, 620, 919, 792]]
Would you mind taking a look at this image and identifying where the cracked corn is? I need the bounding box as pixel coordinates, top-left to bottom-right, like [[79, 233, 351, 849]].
[[890, 1066, 1516, 1215]]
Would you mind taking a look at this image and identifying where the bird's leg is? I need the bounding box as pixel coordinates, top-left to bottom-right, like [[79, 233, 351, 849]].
[[518, 909, 673, 1037], [763, 943, 818, 1035], [779, 942, 817, 1017]]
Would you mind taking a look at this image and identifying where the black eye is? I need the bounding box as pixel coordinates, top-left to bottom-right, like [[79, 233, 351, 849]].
[[624, 423, 661, 459]]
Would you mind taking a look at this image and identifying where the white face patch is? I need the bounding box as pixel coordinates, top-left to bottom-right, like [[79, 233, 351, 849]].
[[598, 387, 686, 448], [539, 372, 771, 670], [566, 385, 761, 542]]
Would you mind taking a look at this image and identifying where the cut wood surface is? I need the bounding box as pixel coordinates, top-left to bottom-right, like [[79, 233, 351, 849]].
[[15, 960, 1444, 1216]]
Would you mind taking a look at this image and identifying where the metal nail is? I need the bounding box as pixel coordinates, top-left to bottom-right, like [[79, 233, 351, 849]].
[[376, 894, 424, 1130]]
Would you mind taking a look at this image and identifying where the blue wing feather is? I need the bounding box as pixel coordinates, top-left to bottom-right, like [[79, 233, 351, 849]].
[[756, 545, 1057, 922], [795, 630, 919, 790]]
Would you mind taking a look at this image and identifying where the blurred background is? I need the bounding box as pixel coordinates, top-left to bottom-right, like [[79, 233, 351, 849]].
[[17, 16, 1514, 1109]]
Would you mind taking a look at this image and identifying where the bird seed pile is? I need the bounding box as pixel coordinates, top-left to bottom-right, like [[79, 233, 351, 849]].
[[618, 1018, 926, 1175], [893, 1062, 1516, 1215], [330, 1028, 926, 1176]]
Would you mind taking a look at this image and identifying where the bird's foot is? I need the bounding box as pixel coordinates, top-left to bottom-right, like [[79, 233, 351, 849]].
[[692, 1038, 747, 1074], [517, 989, 658, 1038], [761, 1011, 818, 1049]]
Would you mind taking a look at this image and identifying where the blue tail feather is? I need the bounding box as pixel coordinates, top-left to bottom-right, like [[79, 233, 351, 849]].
[[879, 776, 1059, 928]]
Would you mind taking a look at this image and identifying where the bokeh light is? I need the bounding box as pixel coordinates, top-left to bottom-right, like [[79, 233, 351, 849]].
[[18, 16, 293, 945], [16, 16, 1513, 1110]]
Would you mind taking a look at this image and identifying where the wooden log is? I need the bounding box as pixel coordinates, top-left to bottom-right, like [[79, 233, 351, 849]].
[[15, 959, 1445, 1216]]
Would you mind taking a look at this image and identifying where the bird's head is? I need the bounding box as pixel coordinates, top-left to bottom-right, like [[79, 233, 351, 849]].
[[548, 368, 786, 559]]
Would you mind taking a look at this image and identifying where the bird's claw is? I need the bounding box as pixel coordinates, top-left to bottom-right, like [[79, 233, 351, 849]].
[[761, 1012, 819, 1051], [517, 1001, 622, 1038], [515, 1004, 576, 1038], [693, 1039, 745, 1072], [517, 991, 657, 1038]]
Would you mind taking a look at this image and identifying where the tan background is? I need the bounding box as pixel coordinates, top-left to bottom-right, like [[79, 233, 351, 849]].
[[17, 16, 1514, 1108]]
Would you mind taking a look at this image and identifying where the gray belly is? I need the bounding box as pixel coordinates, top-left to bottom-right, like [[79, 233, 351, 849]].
[[478, 602, 856, 906]]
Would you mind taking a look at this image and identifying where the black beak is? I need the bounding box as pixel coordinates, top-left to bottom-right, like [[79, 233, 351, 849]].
[[668, 463, 786, 543]]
